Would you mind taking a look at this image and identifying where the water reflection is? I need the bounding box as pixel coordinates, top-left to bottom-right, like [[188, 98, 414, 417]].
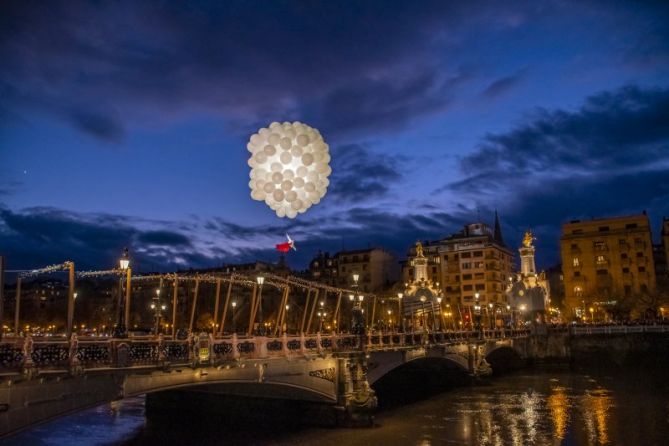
[[5, 368, 668, 446]]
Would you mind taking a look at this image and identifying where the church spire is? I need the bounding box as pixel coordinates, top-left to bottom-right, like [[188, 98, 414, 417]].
[[493, 210, 505, 246]]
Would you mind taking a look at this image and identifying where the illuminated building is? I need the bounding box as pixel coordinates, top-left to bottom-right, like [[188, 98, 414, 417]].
[[506, 230, 551, 318], [401, 213, 514, 311], [560, 213, 656, 319]]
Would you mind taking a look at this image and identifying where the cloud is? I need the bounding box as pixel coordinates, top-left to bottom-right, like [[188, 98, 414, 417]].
[[461, 85, 669, 176], [436, 84, 669, 266], [481, 70, 527, 99], [67, 108, 125, 143], [0, 203, 476, 273], [0, 1, 465, 141], [327, 144, 403, 203]]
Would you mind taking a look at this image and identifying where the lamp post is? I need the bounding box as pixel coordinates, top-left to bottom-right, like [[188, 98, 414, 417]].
[[114, 248, 130, 338], [520, 304, 527, 326], [419, 295, 427, 332], [474, 292, 482, 338], [351, 274, 365, 336], [150, 289, 166, 335], [488, 303, 494, 330], [397, 292, 403, 332], [231, 301, 237, 333], [437, 296, 445, 331], [256, 276, 265, 335]]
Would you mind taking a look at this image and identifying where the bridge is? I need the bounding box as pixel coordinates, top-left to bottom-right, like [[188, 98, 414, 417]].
[[0, 328, 534, 437]]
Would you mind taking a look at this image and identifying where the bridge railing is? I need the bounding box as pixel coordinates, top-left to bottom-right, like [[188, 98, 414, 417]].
[[570, 325, 669, 335], [0, 328, 532, 375]]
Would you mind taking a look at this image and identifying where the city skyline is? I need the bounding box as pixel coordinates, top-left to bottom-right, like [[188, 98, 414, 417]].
[[2, 1, 669, 272]]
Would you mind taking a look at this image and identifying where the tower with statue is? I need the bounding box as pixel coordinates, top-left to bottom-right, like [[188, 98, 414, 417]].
[[506, 230, 552, 324]]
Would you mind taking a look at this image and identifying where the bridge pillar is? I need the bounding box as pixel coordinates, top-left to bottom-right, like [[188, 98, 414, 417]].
[[334, 354, 377, 426]]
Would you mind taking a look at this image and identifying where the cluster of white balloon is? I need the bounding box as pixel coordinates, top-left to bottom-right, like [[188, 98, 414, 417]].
[[247, 121, 331, 218]]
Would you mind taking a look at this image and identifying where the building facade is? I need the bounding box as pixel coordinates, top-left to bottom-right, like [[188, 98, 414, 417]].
[[309, 248, 399, 292], [401, 213, 515, 310], [560, 213, 656, 319]]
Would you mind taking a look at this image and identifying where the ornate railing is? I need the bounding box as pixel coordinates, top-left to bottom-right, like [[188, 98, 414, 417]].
[[570, 325, 669, 335], [0, 329, 531, 374]]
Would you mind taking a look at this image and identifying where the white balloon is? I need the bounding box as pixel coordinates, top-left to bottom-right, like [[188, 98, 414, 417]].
[[247, 122, 331, 218], [280, 137, 292, 150], [290, 146, 303, 157], [296, 134, 309, 146], [264, 145, 276, 156], [280, 152, 292, 165], [255, 152, 267, 164]]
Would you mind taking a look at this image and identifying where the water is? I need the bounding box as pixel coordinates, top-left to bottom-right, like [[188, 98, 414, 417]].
[[6, 367, 669, 446]]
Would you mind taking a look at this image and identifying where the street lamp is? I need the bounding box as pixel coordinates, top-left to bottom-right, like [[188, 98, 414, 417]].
[[150, 289, 165, 335], [488, 303, 494, 330], [114, 248, 131, 338], [256, 276, 265, 335], [419, 295, 427, 332], [397, 292, 404, 332], [231, 301, 237, 333]]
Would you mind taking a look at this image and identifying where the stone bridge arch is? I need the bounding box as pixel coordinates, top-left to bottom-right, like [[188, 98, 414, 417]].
[[367, 347, 470, 385]]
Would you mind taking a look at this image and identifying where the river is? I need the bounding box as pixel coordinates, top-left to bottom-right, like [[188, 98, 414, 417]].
[[6, 366, 669, 445]]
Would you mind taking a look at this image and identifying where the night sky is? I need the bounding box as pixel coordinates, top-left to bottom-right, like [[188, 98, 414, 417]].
[[1, 0, 668, 272]]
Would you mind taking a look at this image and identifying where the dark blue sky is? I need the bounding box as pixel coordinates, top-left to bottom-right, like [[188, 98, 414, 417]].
[[1, 0, 668, 272]]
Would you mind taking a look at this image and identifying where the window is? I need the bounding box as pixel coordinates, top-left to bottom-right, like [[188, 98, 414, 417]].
[[432, 266, 437, 273], [463, 284, 473, 291], [475, 283, 485, 290], [594, 241, 606, 251], [573, 257, 580, 267], [596, 255, 607, 265], [624, 285, 632, 295], [572, 229, 583, 234], [574, 271, 581, 277], [455, 275, 460, 281], [596, 269, 608, 275], [598, 226, 610, 232], [362, 264, 367, 271], [473, 251, 483, 257], [443, 255, 448, 260], [638, 266, 646, 273], [622, 267, 630, 273], [571, 243, 578, 249], [621, 253, 628, 259], [454, 254, 459, 260], [342, 266, 346, 273], [636, 252, 644, 258], [574, 286, 583, 297], [462, 262, 471, 269], [463, 274, 472, 280], [474, 261, 484, 269], [461, 252, 471, 258], [474, 273, 484, 279], [626, 223, 638, 229]]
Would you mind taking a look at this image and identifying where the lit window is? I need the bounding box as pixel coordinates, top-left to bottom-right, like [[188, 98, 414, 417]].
[[573, 257, 580, 267], [596, 255, 606, 265], [574, 286, 583, 297]]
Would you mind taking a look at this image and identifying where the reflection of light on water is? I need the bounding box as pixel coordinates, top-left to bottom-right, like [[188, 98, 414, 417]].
[[520, 390, 541, 444], [547, 385, 570, 440], [580, 386, 614, 445]]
